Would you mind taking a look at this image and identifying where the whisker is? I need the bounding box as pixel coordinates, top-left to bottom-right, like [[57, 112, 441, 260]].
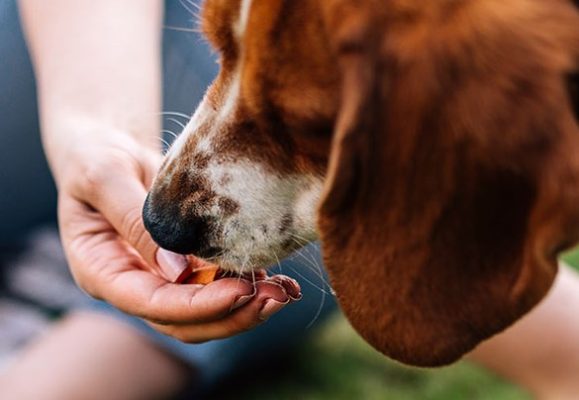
[[305, 262, 332, 293], [184, 0, 202, 12], [302, 244, 328, 280], [166, 117, 187, 129], [289, 240, 332, 289], [294, 259, 334, 294], [163, 25, 202, 34], [159, 137, 172, 150], [272, 250, 283, 275], [290, 247, 318, 273], [291, 232, 315, 245], [288, 235, 332, 282], [179, 0, 201, 19], [306, 284, 326, 330], [204, 249, 226, 262], [283, 259, 328, 329], [239, 253, 251, 288], [290, 249, 335, 301], [185, 0, 203, 26], [288, 244, 330, 329], [159, 111, 192, 119], [286, 265, 333, 296], [161, 129, 179, 140]]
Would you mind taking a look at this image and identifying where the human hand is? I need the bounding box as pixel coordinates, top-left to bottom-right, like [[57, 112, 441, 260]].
[[56, 128, 300, 342]]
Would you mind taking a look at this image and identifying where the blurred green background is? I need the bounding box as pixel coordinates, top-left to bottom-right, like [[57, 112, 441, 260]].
[[212, 251, 579, 400]]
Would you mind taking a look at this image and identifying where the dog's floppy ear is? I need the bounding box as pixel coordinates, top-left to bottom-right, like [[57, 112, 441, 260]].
[[318, 1, 579, 366]]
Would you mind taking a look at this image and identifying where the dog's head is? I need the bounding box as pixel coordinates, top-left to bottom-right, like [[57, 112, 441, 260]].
[[144, 0, 579, 366], [144, 0, 339, 267]]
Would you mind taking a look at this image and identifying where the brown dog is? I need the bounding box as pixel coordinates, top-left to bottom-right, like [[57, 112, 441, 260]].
[[144, 0, 579, 367]]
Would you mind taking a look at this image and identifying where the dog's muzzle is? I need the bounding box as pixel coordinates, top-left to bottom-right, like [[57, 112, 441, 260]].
[[142, 193, 221, 257]]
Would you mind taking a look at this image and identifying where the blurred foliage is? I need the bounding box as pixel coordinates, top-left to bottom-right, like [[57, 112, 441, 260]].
[[213, 314, 529, 400], [236, 316, 530, 400], [562, 247, 579, 270]]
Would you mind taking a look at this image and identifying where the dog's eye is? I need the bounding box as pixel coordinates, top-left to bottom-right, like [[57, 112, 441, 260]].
[[567, 72, 579, 122]]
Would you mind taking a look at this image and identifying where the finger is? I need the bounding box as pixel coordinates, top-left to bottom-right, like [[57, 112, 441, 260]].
[[59, 199, 256, 323], [148, 281, 291, 342], [91, 173, 158, 269], [90, 261, 256, 324], [267, 275, 302, 301], [77, 159, 186, 280]]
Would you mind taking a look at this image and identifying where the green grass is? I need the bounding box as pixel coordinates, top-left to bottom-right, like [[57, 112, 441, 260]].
[[213, 314, 529, 400], [212, 250, 579, 400], [561, 248, 579, 269]]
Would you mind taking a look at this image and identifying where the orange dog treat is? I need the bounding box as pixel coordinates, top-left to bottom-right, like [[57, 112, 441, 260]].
[[176, 256, 219, 285], [185, 265, 219, 285]]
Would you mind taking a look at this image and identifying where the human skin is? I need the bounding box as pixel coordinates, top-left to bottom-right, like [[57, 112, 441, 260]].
[[0, 312, 192, 400], [18, 0, 291, 343], [468, 263, 579, 400]]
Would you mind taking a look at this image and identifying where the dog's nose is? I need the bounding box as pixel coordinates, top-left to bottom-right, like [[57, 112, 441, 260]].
[[142, 193, 219, 257]]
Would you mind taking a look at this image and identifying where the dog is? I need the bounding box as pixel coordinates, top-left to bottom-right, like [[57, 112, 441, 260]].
[[144, 0, 579, 367]]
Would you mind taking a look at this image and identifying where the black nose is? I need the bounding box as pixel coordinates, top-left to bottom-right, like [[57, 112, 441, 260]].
[[142, 193, 220, 257]]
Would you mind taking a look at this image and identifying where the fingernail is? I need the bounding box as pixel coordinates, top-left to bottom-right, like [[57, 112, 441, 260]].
[[289, 292, 303, 301], [259, 298, 289, 321], [231, 293, 255, 311], [156, 249, 190, 283], [269, 276, 302, 301]]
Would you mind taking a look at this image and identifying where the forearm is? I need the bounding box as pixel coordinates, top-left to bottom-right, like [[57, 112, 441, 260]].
[[468, 264, 579, 399], [18, 0, 163, 182]]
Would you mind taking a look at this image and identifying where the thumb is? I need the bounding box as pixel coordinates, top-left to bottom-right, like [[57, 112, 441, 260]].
[[80, 156, 189, 281]]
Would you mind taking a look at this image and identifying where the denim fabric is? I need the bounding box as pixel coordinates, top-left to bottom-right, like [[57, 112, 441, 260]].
[[0, 0, 57, 243], [0, 0, 337, 387]]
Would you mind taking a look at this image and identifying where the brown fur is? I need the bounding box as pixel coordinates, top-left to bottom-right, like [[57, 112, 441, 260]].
[[163, 0, 579, 366], [317, 0, 579, 366], [199, 0, 340, 176]]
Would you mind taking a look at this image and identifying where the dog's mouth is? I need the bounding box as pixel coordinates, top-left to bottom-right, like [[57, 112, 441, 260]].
[[170, 255, 219, 284], [175, 254, 259, 285], [172, 254, 302, 300]]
